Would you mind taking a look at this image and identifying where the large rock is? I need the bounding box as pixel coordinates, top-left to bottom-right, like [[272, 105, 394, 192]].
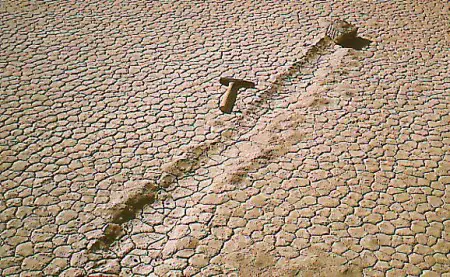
[[326, 19, 358, 44]]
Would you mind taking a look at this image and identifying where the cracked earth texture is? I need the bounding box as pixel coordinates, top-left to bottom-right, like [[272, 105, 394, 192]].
[[1, 0, 449, 276]]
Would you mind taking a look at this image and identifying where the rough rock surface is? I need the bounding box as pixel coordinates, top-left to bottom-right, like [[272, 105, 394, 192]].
[[326, 19, 358, 44]]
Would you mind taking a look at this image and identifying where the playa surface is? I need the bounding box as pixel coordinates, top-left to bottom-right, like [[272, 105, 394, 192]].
[[0, 0, 449, 276]]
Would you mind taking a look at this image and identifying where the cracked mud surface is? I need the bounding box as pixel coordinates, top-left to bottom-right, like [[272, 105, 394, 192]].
[[1, 0, 449, 276]]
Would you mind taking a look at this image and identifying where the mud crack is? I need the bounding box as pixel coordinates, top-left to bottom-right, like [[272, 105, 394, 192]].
[[91, 20, 362, 251], [90, 138, 225, 251]]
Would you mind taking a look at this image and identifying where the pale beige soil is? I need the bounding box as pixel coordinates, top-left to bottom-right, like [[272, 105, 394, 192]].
[[1, 0, 449, 276]]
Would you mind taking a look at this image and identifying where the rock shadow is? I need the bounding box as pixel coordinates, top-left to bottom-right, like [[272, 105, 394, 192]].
[[338, 36, 372, 50]]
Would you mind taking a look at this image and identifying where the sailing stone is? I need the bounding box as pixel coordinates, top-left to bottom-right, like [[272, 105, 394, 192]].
[[326, 19, 358, 44]]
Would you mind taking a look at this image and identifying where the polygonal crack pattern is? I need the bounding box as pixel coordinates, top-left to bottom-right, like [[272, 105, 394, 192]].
[[1, 0, 449, 276]]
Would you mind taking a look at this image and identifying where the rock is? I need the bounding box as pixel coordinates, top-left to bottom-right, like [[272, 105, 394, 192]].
[[326, 19, 358, 44]]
